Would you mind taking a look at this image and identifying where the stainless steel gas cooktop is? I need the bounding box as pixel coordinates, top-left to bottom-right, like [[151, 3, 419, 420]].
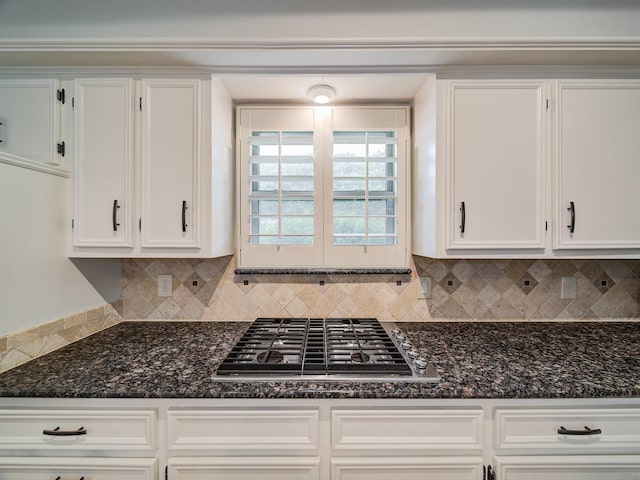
[[215, 318, 439, 383]]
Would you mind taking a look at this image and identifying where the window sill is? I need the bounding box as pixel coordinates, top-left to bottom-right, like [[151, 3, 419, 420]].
[[234, 268, 411, 275]]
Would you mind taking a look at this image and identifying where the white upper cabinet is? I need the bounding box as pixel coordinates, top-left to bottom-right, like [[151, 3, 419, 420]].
[[139, 79, 201, 250], [73, 78, 135, 250], [69, 77, 231, 258], [0, 79, 65, 173], [443, 80, 546, 251], [554, 81, 640, 250], [414, 76, 640, 259]]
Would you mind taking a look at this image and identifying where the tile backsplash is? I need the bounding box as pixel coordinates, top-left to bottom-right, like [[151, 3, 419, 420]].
[[0, 302, 122, 373], [122, 256, 640, 321]]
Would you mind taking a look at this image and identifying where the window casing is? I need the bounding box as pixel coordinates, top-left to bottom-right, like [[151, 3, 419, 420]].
[[237, 106, 409, 269]]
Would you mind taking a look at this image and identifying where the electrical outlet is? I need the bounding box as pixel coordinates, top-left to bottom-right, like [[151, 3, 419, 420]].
[[418, 276, 432, 299], [158, 274, 173, 297], [561, 276, 577, 299]]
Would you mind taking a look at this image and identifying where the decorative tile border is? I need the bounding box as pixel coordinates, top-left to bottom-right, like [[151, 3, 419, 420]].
[[0, 301, 122, 374]]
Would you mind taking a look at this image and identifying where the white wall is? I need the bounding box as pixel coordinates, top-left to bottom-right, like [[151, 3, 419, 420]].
[[0, 163, 121, 336]]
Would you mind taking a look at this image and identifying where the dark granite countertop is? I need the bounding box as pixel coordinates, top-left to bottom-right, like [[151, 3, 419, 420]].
[[0, 321, 639, 399]]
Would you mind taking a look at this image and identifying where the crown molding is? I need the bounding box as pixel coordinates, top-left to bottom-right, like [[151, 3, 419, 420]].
[[2, 36, 640, 51]]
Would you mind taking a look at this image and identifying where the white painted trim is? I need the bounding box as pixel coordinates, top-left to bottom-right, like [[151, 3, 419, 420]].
[[2, 37, 640, 51], [0, 151, 70, 178]]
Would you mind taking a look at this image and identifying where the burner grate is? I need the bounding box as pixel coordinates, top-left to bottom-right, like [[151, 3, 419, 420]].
[[216, 318, 309, 375], [217, 317, 412, 376], [324, 318, 412, 375]]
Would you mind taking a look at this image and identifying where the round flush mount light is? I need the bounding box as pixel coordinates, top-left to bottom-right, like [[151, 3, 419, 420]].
[[308, 84, 336, 104]]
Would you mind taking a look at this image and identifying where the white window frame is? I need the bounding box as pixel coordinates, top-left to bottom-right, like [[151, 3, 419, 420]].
[[236, 105, 410, 269]]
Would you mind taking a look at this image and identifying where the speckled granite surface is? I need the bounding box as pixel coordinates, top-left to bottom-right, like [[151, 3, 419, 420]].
[[0, 321, 638, 399]]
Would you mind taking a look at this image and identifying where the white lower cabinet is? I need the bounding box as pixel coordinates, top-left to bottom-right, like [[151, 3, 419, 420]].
[[167, 408, 320, 456], [493, 406, 640, 478], [0, 457, 157, 479], [331, 407, 483, 480], [331, 407, 483, 454], [168, 457, 320, 480], [166, 404, 484, 480], [1, 398, 640, 480], [331, 457, 483, 480], [494, 407, 640, 454], [0, 407, 157, 453], [494, 455, 640, 479], [0, 405, 159, 479], [167, 407, 321, 479]]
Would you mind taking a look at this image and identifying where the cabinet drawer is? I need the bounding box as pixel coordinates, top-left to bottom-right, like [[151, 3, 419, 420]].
[[495, 455, 640, 479], [0, 457, 157, 480], [168, 457, 319, 480], [167, 408, 320, 455], [332, 457, 483, 480], [494, 407, 640, 454], [0, 408, 157, 453], [332, 408, 483, 454]]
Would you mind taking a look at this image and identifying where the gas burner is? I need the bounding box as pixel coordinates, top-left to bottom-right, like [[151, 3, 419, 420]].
[[350, 352, 370, 363], [339, 335, 367, 342], [256, 350, 284, 364]]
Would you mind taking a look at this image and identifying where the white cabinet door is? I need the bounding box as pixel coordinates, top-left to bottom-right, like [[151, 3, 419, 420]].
[[73, 78, 135, 248], [332, 458, 483, 480], [0, 457, 157, 480], [140, 79, 201, 249], [167, 408, 319, 456], [494, 407, 640, 455], [0, 407, 157, 453], [555, 81, 640, 249], [169, 457, 320, 480], [331, 408, 483, 455], [0, 79, 61, 165], [444, 81, 546, 250], [495, 455, 640, 479]]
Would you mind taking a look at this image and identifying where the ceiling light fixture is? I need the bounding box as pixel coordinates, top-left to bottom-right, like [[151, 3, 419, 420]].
[[308, 84, 336, 104]]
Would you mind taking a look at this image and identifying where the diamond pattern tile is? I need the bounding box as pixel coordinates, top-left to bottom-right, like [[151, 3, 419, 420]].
[[439, 273, 462, 295], [595, 273, 616, 294], [516, 273, 539, 295], [119, 256, 640, 322]]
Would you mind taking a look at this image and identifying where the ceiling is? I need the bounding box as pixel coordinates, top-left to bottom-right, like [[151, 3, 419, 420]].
[[216, 74, 431, 104]]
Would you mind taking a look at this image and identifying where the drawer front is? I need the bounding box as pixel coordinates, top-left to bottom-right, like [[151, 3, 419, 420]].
[[495, 455, 640, 479], [168, 457, 320, 480], [0, 408, 157, 453], [332, 457, 483, 480], [332, 408, 483, 455], [494, 407, 640, 454], [0, 457, 157, 480], [167, 408, 320, 455]]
